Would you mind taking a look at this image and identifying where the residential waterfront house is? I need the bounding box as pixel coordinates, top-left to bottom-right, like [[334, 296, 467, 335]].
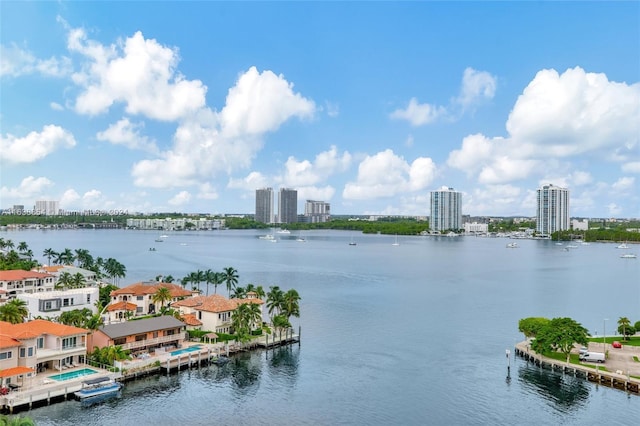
[[17, 287, 99, 320], [89, 316, 187, 356], [107, 281, 195, 322], [172, 293, 264, 334], [38, 265, 101, 287], [0, 270, 55, 300], [0, 319, 89, 389]]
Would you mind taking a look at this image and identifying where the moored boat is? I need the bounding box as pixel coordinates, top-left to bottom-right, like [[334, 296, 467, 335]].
[[74, 377, 122, 400]]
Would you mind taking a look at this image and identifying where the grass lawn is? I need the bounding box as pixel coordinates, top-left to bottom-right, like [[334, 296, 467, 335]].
[[588, 335, 640, 347]]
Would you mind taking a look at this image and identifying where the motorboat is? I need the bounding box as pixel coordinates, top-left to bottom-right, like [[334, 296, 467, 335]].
[[74, 377, 122, 400], [616, 243, 629, 249], [506, 242, 518, 248], [276, 229, 291, 234], [259, 234, 275, 240], [620, 253, 637, 259]]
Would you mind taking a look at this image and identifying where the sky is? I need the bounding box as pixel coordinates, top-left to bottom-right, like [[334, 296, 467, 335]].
[[1, 2, 639, 218]]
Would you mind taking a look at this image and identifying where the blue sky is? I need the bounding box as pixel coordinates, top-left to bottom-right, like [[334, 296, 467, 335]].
[[1, 2, 639, 218]]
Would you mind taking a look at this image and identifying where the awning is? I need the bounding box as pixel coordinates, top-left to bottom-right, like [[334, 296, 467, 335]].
[[0, 366, 34, 378]]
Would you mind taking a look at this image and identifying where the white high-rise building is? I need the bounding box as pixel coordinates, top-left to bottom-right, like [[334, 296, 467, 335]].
[[255, 188, 274, 224], [34, 200, 59, 216], [536, 184, 569, 235], [304, 200, 330, 223], [429, 187, 462, 232]]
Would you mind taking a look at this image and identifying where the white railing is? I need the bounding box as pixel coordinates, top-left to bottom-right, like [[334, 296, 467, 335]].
[[120, 332, 185, 351], [38, 344, 87, 359]]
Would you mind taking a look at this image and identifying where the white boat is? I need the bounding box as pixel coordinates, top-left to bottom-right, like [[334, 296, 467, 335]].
[[616, 243, 629, 249], [566, 244, 578, 249], [259, 234, 275, 240], [159, 234, 169, 238], [349, 236, 357, 246], [620, 253, 637, 259], [392, 234, 399, 246], [74, 377, 122, 400], [296, 236, 306, 242], [277, 229, 291, 234], [506, 242, 518, 248]]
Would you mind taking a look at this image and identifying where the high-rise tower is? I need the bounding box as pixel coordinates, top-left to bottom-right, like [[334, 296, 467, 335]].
[[255, 188, 274, 224], [429, 187, 462, 232], [536, 184, 569, 235]]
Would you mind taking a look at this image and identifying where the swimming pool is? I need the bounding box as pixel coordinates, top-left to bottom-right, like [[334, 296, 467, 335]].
[[170, 345, 202, 356], [49, 368, 98, 381]]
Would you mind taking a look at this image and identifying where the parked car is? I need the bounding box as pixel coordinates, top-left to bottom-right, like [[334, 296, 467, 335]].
[[612, 341, 622, 348]]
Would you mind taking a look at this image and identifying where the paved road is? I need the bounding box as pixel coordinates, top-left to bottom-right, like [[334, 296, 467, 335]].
[[582, 341, 640, 376]]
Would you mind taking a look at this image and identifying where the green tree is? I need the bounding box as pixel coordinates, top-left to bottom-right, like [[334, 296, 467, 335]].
[[71, 272, 86, 289], [0, 414, 36, 426], [531, 317, 589, 363], [99, 284, 119, 309], [282, 289, 301, 319], [223, 266, 239, 297], [617, 317, 631, 341], [56, 272, 73, 290], [152, 286, 173, 311], [0, 299, 29, 324], [55, 248, 75, 265], [43, 248, 57, 266], [74, 248, 93, 269], [266, 286, 284, 319], [518, 317, 551, 338]]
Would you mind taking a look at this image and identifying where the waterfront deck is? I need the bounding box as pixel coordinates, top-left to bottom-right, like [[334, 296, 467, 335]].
[[514, 341, 639, 394]]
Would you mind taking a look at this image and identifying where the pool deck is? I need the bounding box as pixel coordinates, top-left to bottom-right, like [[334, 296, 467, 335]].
[[0, 364, 120, 413]]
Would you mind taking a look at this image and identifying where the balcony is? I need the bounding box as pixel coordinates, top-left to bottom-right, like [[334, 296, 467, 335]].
[[37, 344, 88, 361], [119, 332, 186, 351]]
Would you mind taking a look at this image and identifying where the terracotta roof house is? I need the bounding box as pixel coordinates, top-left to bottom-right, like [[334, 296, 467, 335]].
[[173, 294, 263, 334], [90, 316, 186, 356], [108, 281, 196, 320], [0, 319, 89, 388], [0, 270, 55, 299]]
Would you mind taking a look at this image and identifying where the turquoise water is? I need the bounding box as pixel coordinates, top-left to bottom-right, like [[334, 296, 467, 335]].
[[170, 345, 202, 356], [6, 229, 639, 425], [49, 368, 97, 381]]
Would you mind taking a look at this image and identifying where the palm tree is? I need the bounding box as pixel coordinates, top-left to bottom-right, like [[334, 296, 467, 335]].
[[0, 414, 36, 426], [164, 275, 174, 283], [282, 289, 301, 319], [55, 248, 75, 265], [152, 286, 173, 312], [180, 275, 190, 289], [618, 317, 631, 340], [223, 266, 239, 297], [204, 269, 214, 296], [4, 239, 15, 250], [231, 286, 246, 299], [71, 272, 86, 289], [254, 285, 266, 300], [74, 248, 93, 269], [266, 286, 284, 318], [17, 241, 29, 254], [56, 272, 73, 290], [0, 299, 29, 324], [103, 258, 126, 285]]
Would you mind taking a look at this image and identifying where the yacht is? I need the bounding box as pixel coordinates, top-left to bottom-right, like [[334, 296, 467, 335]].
[[616, 243, 629, 249], [74, 377, 122, 400]]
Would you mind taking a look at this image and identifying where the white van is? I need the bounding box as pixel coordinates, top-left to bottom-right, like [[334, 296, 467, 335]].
[[579, 352, 605, 363]]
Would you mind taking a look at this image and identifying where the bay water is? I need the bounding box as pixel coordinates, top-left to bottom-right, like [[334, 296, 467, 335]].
[[2, 229, 638, 425]]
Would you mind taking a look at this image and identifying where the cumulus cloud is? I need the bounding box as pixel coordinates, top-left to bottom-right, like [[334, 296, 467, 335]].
[[0, 43, 71, 78], [168, 190, 191, 206], [0, 176, 54, 199], [390, 67, 496, 126], [343, 149, 436, 200], [227, 172, 269, 192], [197, 183, 218, 200], [1, 125, 76, 163], [282, 146, 351, 187], [68, 29, 206, 120], [611, 177, 635, 193], [96, 118, 158, 153], [132, 67, 316, 188], [621, 162, 640, 173], [60, 189, 81, 208], [50, 102, 64, 111], [390, 98, 446, 126], [448, 67, 640, 185]]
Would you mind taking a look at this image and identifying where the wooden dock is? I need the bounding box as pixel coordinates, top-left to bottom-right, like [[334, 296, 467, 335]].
[[514, 341, 639, 395]]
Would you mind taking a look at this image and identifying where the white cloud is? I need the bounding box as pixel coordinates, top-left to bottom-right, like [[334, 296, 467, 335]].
[[389, 98, 446, 126], [343, 149, 436, 200], [96, 117, 158, 153], [611, 177, 635, 193], [0, 176, 54, 199], [220, 66, 315, 137], [622, 162, 640, 173], [132, 67, 316, 188], [282, 146, 351, 187], [569, 171, 593, 186], [456, 67, 497, 109], [607, 203, 622, 216], [68, 29, 206, 121], [60, 189, 81, 208], [50, 102, 64, 111], [448, 67, 640, 185], [0, 43, 71, 78], [227, 172, 269, 192], [168, 190, 191, 206], [325, 101, 339, 118], [466, 185, 525, 216], [0, 125, 76, 163], [197, 183, 218, 200]]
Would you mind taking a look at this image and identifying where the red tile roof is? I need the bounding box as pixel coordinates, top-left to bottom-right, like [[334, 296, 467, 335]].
[[173, 294, 263, 313], [0, 366, 34, 378], [180, 314, 202, 326], [111, 282, 192, 298], [0, 270, 53, 281], [2, 319, 88, 338], [0, 334, 21, 349], [106, 301, 138, 312]]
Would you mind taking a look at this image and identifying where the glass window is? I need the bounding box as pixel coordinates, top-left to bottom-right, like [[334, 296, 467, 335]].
[[20, 348, 26, 358], [28, 347, 34, 357]]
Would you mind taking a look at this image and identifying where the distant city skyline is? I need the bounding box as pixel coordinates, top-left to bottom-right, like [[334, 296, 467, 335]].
[[1, 3, 638, 218]]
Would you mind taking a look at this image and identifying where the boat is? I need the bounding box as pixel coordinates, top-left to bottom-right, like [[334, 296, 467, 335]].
[[259, 234, 275, 240], [620, 253, 637, 259], [159, 234, 169, 238], [506, 242, 518, 248], [74, 377, 122, 400], [349, 236, 357, 246], [616, 243, 629, 249], [154, 238, 163, 242], [566, 244, 578, 249], [149, 247, 156, 251], [276, 229, 291, 234], [392, 234, 399, 246], [296, 237, 306, 242]]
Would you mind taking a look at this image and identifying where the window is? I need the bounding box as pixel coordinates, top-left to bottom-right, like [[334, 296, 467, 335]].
[[28, 347, 34, 357], [20, 348, 26, 358], [63, 298, 69, 307], [62, 336, 77, 350], [87, 294, 91, 303], [0, 351, 12, 360], [136, 307, 143, 313], [37, 337, 44, 349], [137, 296, 143, 300], [135, 334, 147, 342], [153, 332, 159, 338], [113, 338, 126, 345]]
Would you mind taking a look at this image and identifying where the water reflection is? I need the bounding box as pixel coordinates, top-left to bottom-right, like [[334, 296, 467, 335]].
[[229, 352, 262, 393], [267, 345, 300, 385], [518, 365, 590, 411]]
